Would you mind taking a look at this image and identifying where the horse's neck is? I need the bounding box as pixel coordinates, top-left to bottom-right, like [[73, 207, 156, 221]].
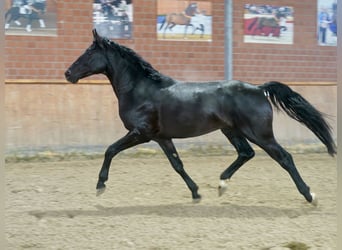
[[105, 52, 176, 101], [107, 70, 175, 105], [107, 74, 134, 99], [105, 58, 135, 96]]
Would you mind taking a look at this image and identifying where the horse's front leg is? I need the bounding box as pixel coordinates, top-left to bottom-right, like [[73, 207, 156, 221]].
[[191, 24, 205, 38], [96, 130, 149, 196], [184, 24, 192, 38], [199, 24, 204, 38], [156, 139, 201, 202]]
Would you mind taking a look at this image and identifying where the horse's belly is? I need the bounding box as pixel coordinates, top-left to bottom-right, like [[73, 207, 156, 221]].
[[158, 112, 225, 138], [158, 125, 221, 138]]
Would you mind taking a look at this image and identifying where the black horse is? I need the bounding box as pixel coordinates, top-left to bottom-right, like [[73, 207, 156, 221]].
[[65, 30, 336, 205]]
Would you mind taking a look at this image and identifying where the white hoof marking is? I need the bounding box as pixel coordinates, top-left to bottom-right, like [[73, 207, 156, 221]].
[[310, 192, 318, 206], [218, 179, 229, 197]]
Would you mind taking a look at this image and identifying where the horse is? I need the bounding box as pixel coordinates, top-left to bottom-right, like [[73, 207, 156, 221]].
[[159, 3, 205, 38], [247, 16, 281, 37], [5, 2, 46, 32], [65, 29, 336, 205]]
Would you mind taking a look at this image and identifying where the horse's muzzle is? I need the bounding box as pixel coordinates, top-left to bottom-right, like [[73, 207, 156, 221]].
[[64, 70, 78, 83]]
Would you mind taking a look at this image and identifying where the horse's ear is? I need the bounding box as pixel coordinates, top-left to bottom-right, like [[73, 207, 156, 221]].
[[93, 29, 101, 42], [92, 29, 105, 48]]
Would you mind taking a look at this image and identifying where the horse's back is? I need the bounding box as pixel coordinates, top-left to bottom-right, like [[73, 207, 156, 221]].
[[155, 80, 272, 138], [161, 80, 265, 105]]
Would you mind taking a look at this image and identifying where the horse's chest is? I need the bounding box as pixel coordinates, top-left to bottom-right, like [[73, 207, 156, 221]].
[[119, 103, 159, 135]]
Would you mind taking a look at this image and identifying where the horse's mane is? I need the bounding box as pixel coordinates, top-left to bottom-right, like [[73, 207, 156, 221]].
[[101, 37, 164, 82]]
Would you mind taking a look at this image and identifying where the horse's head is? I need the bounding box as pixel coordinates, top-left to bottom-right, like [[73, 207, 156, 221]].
[[65, 29, 108, 83]]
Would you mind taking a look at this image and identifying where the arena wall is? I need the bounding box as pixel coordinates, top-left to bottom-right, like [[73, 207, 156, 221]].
[[5, 0, 337, 154]]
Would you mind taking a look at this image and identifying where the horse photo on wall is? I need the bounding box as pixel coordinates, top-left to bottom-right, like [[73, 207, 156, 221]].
[[317, 0, 337, 46], [4, 0, 57, 36], [93, 0, 133, 39], [244, 4, 294, 44], [157, 0, 212, 41]]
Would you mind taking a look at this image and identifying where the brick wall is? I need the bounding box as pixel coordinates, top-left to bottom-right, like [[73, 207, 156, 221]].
[[232, 1, 337, 83], [5, 0, 336, 83], [5, 0, 225, 81], [4, 0, 337, 153]]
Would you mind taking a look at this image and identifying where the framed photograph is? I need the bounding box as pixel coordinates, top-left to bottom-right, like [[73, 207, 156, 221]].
[[317, 0, 337, 46], [244, 4, 294, 44], [93, 0, 133, 39], [157, 0, 212, 42], [5, 0, 57, 36]]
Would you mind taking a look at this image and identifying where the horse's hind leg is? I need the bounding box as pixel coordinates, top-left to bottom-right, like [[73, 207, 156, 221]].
[[156, 138, 201, 202], [5, 11, 18, 29], [218, 128, 255, 196], [251, 136, 316, 205]]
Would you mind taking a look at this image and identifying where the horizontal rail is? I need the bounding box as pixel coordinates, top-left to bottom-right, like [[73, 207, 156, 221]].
[[5, 79, 110, 85], [4, 79, 337, 86]]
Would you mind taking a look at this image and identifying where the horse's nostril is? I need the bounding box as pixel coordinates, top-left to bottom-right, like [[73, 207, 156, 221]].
[[65, 70, 71, 77]]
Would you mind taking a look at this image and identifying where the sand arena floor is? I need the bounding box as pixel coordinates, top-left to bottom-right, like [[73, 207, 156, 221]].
[[5, 152, 336, 249]]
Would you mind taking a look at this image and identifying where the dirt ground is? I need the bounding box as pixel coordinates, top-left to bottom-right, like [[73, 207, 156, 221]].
[[5, 152, 336, 250]]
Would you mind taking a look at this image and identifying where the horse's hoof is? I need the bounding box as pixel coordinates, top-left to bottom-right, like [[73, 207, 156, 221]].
[[218, 179, 228, 197], [310, 192, 318, 206], [192, 195, 202, 204], [96, 187, 106, 197]]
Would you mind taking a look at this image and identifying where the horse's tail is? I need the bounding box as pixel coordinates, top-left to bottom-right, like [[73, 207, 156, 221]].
[[260, 81, 336, 156], [247, 17, 258, 31], [5, 7, 13, 20]]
